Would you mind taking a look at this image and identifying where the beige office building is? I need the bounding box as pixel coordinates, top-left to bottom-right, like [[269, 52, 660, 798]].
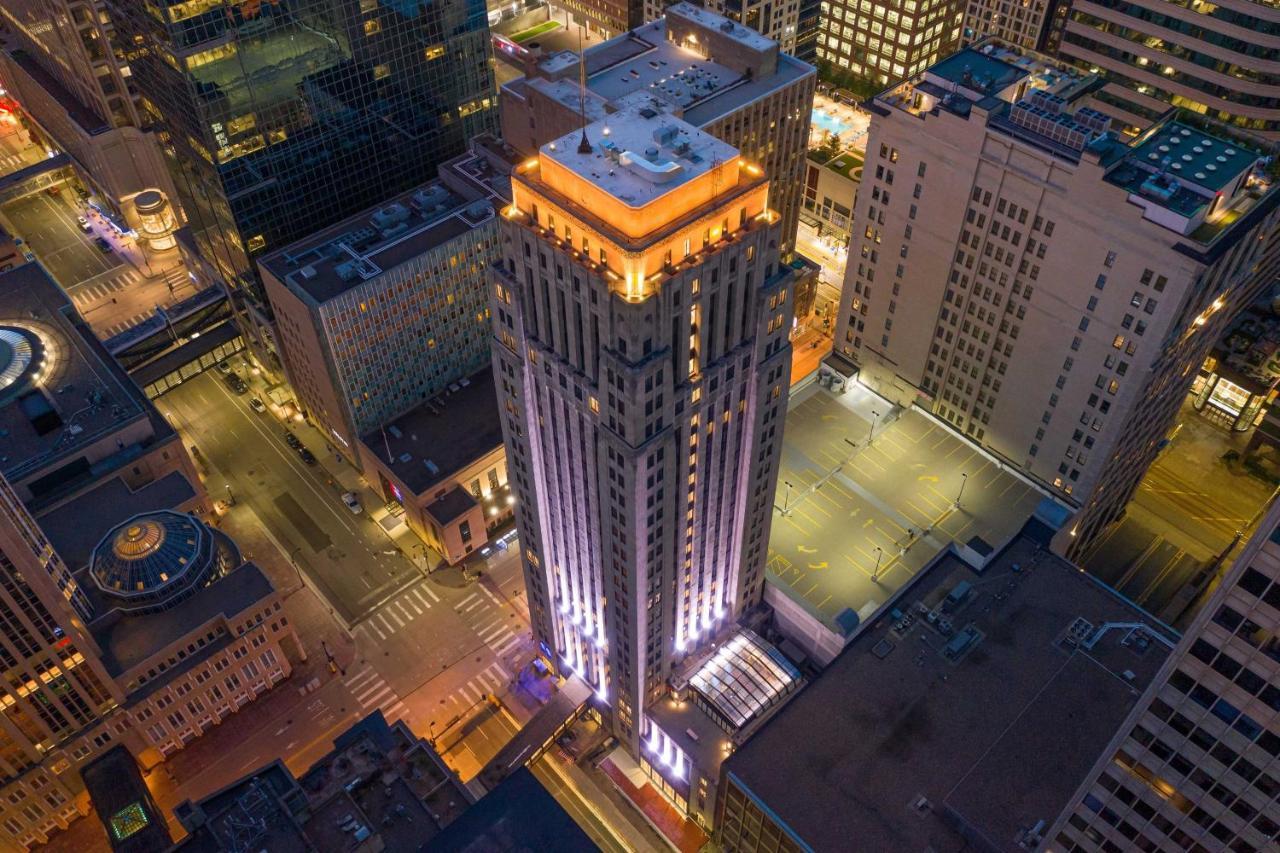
[[962, 0, 1063, 51], [500, 3, 815, 257], [832, 41, 1280, 555], [817, 0, 965, 85], [1048, 498, 1280, 852]]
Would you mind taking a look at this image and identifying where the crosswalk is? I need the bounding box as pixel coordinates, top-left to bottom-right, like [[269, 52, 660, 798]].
[[69, 267, 141, 307], [440, 662, 509, 712], [100, 311, 155, 338], [360, 580, 442, 641], [455, 587, 526, 659], [0, 151, 35, 174], [343, 665, 409, 722]]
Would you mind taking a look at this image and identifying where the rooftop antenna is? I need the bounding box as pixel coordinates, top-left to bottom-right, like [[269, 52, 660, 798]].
[[577, 26, 592, 154]]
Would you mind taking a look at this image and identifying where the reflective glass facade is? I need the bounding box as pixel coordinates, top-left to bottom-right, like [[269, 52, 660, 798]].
[[1057, 0, 1280, 138], [106, 0, 498, 308]]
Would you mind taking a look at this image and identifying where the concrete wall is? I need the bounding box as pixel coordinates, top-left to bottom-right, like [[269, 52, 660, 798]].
[[763, 579, 848, 665]]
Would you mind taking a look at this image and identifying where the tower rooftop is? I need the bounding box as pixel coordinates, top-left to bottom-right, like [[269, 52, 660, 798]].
[[540, 109, 740, 209]]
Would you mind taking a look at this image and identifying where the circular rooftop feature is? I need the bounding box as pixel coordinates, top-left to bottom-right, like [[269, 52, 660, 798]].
[[90, 511, 239, 614], [0, 326, 44, 403]]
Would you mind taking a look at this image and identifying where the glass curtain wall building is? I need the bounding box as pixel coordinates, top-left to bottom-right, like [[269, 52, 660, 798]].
[[1054, 0, 1280, 140], [106, 0, 498, 336]]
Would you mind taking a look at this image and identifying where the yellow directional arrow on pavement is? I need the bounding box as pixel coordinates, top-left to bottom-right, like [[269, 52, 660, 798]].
[[798, 545, 818, 554], [808, 562, 829, 570], [918, 474, 939, 482]]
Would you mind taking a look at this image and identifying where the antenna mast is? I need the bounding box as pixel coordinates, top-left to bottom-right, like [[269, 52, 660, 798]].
[[577, 26, 592, 154]]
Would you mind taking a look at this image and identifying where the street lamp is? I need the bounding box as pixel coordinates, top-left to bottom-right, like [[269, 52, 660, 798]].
[[224, 483, 234, 506], [872, 546, 884, 583], [954, 472, 968, 510], [868, 409, 881, 444], [781, 480, 794, 516]]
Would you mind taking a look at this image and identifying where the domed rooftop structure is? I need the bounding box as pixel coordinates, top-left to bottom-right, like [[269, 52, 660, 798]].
[[0, 325, 45, 404], [89, 511, 239, 614]]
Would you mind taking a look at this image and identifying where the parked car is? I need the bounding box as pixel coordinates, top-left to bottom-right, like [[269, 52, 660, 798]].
[[216, 360, 232, 374], [44, 185, 60, 196], [76, 216, 91, 233], [298, 447, 317, 465], [340, 492, 362, 514], [249, 397, 266, 414], [224, 373, 247, 395], [284, 432, 302, 449], [93, 236, 112, 253]]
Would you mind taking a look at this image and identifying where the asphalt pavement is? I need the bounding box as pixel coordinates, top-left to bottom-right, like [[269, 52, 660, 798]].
[[1, 188, 121, 284], [770, 379, 1049, 628], [156, 369, 425, 626]]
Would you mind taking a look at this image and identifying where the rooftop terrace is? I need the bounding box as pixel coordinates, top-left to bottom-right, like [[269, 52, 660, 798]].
[[1102, 119, 1269, 242], [727, 525, 1177, 852]]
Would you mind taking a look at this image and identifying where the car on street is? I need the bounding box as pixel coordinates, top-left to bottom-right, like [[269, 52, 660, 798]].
[[340, 492, 362, 514], [224, 373, 248, 395], [248, 397, 266, 414], [44, 185, 60, 196], [284, 432, 302, 449], [93, 236, 112, 253], [298, 447, 317, 465], [216, 360, 232, 374], [76, 216, 91, 232]]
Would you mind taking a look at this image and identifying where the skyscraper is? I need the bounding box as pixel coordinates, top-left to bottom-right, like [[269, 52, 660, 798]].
[[1053, 0, 1280, 140], [0, 472, 119, 785], [832, 41, 1280, 554], [490, 108, 795, 750], [104, 0, 498, 355], [1048, 497, 1280, 852]]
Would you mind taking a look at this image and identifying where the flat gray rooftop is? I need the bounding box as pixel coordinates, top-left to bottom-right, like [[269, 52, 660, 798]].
[[359, 368, 501, 496], [39, 469, 198, 570], [577, 19, 812, 127], [726, 529, 1177, 852], [542, 110, 737, 208], [85, 561, 274, 680], [0, 264, 158, 488], [260, 186, 493, 304]]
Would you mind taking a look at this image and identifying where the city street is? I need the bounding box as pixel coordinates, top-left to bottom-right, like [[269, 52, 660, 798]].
[[156, 369, 430, 626], [769, 379, 1049, 627], [1080, 398, 1275, 622], [1, 188, 119, 284]]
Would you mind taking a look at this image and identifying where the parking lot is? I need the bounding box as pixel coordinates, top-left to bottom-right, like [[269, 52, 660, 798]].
[[767, 381, 1050, 628]]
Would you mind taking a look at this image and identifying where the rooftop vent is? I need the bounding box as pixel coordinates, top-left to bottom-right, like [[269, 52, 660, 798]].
[[371, 203, 410, 230], [299, 265, 317, 279]]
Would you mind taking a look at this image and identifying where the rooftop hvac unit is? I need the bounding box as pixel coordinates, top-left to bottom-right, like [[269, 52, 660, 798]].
[[299, 265, 317, 279], [370, 203, 410, 229]]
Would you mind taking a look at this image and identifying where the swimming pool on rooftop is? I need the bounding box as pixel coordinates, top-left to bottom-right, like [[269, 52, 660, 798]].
[[811, 109, 850, 137]]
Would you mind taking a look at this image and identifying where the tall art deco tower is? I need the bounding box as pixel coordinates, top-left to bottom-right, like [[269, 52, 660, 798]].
[[490, 108, 794, 749]]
